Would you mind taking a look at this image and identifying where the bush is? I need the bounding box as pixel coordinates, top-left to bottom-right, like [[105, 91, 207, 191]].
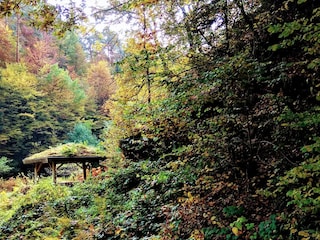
[[0, 157, 13, 177]]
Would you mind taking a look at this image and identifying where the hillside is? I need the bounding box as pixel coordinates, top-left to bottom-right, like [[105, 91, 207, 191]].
[[0, 0, 319, 239]]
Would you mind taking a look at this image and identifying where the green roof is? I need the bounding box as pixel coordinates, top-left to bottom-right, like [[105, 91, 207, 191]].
[[23, 143, 105, 165]]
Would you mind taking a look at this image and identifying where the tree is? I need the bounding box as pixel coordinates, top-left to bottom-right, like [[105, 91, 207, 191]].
[[80, 26, 123, 63], [38, 64, 87, 118], [86, 60, 115, 110], [0, 63, 47, 162], [22, 32, 59, 74], [0, 0, 86, 36], [0, 63, 37, 93], [96, 0, 191, 138], [66, 122, 99, 146], [0, 19, 15, 67], [58, 31, 87, 77]]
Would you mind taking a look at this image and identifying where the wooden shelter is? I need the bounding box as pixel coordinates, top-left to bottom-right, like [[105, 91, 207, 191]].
[[22, 143, 106, 184]]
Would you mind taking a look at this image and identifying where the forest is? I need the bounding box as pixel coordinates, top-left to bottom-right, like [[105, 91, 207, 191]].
[[0, 0, 319, 239]]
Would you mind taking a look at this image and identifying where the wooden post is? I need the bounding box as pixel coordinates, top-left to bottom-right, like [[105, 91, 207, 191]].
[[52, 162, 57, 184], [34, 163, 43, 183], [82, 162, 87, 180], [34, 164, 38, 183]]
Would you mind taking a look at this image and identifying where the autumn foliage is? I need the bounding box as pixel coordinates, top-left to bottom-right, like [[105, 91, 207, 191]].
[[0, 0, 319, 239]]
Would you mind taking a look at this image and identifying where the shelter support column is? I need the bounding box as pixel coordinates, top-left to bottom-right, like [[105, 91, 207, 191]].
[[34, 163, 43, 183], [34, 164, 38, 183], [52, 162, 57, 184], [82, 162, 87, 180]]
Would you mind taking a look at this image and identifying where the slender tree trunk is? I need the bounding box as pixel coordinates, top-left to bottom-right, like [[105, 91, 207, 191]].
[[224, 0, 230, 53], [147, 67, 151, 105], [234, 0, 256, 56], [15, 14, 20, 62], [179, 5, 195, 51], [142, 5, 151, 105]]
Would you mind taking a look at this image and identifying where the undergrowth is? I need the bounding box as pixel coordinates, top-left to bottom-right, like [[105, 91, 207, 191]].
[[1, 140, 319, 239]]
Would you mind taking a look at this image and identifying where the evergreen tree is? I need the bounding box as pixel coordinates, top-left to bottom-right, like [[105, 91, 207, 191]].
[[66, 122, 99, 146]]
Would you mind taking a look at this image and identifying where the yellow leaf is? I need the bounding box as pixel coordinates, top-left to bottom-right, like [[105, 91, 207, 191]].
[[298, 231, 309, 237], [115, 228, 122, 235], [187, 192, 194, 201], [190, 229, 204, 240], [232, 227, 240, 236], [290, 228, 297, 234]]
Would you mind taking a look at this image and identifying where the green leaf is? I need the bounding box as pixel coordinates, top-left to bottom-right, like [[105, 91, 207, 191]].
[[297, 0, 308, 4], [268, 44, 281, 51], [267, 24, 282, 34], [246, 223, 255, 231]]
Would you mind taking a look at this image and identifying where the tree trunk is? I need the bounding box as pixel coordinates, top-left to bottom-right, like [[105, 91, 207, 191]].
[[15, 14, 20, 62]]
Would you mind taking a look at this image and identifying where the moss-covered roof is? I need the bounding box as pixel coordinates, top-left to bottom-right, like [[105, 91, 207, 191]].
[[23, 143, 106, 164]]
